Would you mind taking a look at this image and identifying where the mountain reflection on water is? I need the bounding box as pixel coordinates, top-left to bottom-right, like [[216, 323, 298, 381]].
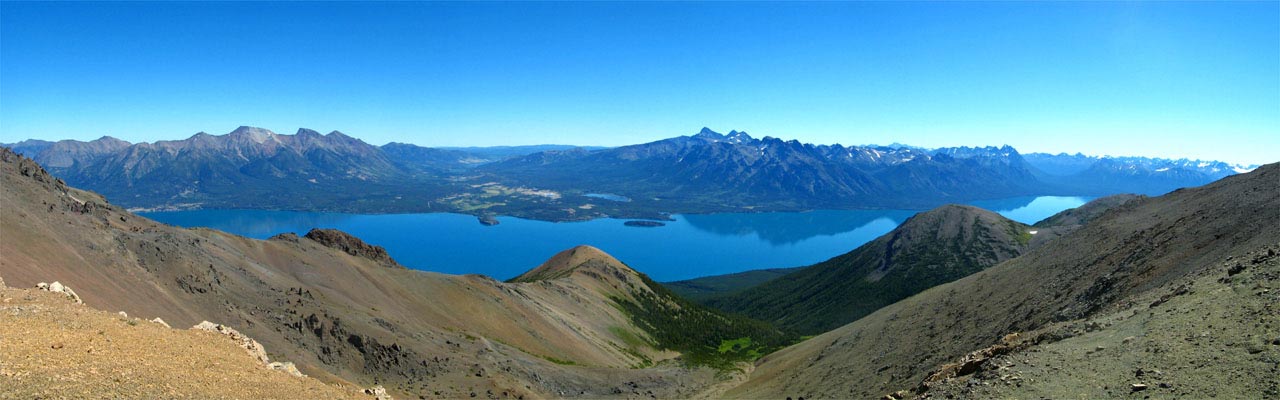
[[140, 196, 1087, 281]]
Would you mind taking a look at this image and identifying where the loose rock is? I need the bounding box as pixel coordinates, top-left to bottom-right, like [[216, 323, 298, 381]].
[[151, 318, 171, 329], [268, 361, 305, 378], [191, 321, 269, 364]]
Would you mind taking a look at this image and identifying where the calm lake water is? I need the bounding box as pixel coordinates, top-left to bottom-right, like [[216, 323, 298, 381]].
[[140, 196, 1088, 281]]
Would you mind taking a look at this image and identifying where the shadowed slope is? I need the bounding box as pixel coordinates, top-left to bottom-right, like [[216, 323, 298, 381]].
[[706, 205, 1032, 335]]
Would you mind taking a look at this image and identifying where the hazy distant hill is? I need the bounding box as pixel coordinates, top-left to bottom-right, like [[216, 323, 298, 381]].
[[1025, 152, 1256, 195], [436, 144, 610, 159]]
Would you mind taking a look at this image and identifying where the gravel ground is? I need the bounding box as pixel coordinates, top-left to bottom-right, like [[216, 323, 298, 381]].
[[0, 286, 364, 399]]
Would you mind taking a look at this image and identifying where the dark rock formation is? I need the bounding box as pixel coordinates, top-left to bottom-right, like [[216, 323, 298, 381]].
[[303, 229, 405, 269]]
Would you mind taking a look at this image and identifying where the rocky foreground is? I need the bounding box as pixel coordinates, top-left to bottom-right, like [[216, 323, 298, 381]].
[[0, 278, 375, 399]]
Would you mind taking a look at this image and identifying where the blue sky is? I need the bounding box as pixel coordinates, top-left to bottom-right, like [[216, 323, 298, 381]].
[[1, 2, 1276, 164]]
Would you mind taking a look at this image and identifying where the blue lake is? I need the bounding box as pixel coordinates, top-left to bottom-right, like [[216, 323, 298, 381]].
[[140, 196, 1089, 282]]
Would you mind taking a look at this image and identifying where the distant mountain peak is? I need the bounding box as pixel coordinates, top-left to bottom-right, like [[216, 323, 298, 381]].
[[295, 128, 322, 137], [92, 136, 129, 145], [694, 127, 724, 140], [726, 130, 754, 143], [227, 126, 275, 144]]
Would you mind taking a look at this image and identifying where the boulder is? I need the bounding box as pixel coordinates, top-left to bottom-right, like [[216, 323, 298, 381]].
[[364, 385, 393, 400], [35, 281, 82, 304], [62, 286, 82, 304], [151, 318, 171, 329]]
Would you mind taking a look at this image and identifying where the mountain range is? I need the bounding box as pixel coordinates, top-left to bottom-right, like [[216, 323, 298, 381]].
[[5, 127, 1259, 221], [1, 145, 1276, 398]]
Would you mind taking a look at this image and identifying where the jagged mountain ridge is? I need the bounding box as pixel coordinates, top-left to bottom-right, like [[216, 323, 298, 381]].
[[483, 128, 1045, 209], [4, 127, 1249, 217]]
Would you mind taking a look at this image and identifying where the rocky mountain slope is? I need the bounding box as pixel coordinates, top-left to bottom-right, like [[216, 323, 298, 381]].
[[725, 162, 1280, 399], [0, 147, 763, 398], [0, 282, 364, 399], [703, 205, 1034, 335], [1033, 193, 1144, 229]]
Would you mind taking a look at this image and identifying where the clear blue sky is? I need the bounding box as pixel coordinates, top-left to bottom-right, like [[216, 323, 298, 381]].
[[2, 1, 1276, 164]]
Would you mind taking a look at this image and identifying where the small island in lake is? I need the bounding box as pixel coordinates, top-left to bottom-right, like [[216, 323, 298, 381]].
[[624, 220, 665, 227], [478, 215, 501, 226]]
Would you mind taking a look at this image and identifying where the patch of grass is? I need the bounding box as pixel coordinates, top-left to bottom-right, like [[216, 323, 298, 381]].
[[541, 355, 577, 365], [717, 337, 752, 353], [609, 326, 654, 348]]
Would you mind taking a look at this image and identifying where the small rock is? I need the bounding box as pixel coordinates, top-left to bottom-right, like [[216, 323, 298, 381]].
[[36, 282, 49, 290], [118, 311, 128, 318], [1159, 383, 1172, 389], [1123, 336, 1137, 344], [151, 318, 171, 329], [51, 343, 64, 349], [49, 281, 64, 292], [267, 361, 305, 378], [1131, 383, 1148, 392]]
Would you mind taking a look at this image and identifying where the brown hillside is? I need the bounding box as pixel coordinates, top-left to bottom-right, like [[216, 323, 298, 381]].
[[726, 163, 1280, 399]]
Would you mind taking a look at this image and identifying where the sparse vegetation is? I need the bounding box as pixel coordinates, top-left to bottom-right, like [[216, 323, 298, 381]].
[[610, 274, 796, 370]]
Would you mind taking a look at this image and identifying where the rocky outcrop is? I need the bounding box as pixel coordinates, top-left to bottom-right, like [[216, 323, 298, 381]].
[[36, 281, 82, 304], [364, 385, 393, 400], [192, 321, 271, 365], [303, 229, 404, 269], [190, 321, 313, 378]]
